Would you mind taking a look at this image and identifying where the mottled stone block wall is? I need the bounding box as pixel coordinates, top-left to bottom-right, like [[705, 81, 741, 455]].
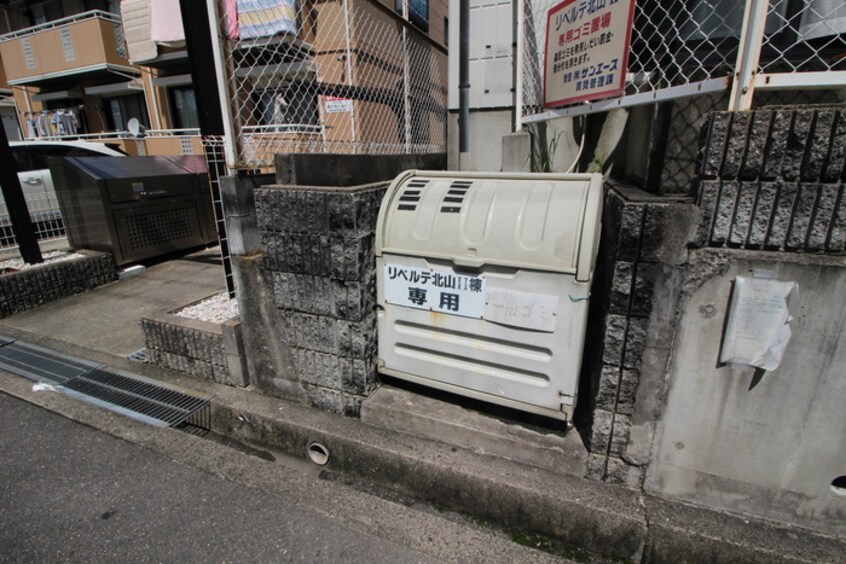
[[582, 108, 844, 487], [141, 313, 248, 388], [255, 183, 386, 415], [696, 109, 846, 253], [579, 186, 698, 486], [0, 251, 116, 318]]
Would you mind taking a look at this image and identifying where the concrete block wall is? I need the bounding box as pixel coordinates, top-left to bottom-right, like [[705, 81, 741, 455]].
[[0, 251, 116, 318], [141, 313, 248, 388], [579, 185, 699, 486], [695, 108, 846, 253], [255, 183, 387, 415]]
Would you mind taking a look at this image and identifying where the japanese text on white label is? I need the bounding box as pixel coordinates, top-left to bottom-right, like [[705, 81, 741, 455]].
[[383, 264, 486, 318]]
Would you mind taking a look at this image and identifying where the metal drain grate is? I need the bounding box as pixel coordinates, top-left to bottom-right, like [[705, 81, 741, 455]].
[[62, 368, 209, 428], [0, 341, 103, 385], [0, 337, 209, 430]]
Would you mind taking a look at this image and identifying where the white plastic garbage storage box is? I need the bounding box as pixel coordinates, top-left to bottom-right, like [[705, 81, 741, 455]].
[[375, 171, 603, 422]]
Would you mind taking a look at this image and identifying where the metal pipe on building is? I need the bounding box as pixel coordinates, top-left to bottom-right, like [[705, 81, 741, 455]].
[[513, 0, 524, 132], [458, 0, 470, 154]]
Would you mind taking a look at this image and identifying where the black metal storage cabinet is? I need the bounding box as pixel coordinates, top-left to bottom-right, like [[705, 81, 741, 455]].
[[50, 156, 217, 266]]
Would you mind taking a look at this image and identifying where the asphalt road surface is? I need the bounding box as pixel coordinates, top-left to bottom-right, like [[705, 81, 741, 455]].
[[0, 393, 557, 563]]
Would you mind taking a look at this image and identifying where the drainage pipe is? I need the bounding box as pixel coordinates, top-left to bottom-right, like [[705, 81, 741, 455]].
[[307, 442, 330, 466], [458, 0, 470, 155]]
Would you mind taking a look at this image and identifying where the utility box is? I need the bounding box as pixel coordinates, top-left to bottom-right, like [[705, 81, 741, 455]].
[[376, 171, 603, 422], [50, 156, 217, 266]]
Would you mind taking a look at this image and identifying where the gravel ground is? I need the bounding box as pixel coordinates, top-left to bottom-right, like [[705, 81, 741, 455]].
[[174, 291, 239, 324], [0, 251, 86, 273]]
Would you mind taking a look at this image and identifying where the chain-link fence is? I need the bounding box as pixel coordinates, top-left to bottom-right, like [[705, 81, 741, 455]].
[[216, 0, 448, 169], [523, 0, 846, 122]]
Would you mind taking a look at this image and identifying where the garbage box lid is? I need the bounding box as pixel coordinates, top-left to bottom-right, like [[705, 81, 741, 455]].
[[376, 171, 603, 281]]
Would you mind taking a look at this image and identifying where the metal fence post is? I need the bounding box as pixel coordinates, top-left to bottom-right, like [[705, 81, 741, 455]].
[[0, 118, 41, 265], [730, 0, 768, 111], [180, 0, 236, 298]]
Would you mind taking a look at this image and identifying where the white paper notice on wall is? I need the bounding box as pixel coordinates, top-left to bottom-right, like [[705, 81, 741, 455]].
[[484, 288, 558, 332], [719, 275, 799, 371]]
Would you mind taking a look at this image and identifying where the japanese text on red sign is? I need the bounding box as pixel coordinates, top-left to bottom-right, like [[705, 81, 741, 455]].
[[544, 0, 634, 108]]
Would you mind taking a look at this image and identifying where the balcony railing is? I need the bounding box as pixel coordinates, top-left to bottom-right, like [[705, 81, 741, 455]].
[[22, 129, 203, 157], [0, 10, 131, 85], [0, 10, 121, 41]]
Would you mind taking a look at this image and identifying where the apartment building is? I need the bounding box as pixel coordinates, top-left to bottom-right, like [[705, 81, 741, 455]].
[[0, 0, 448, 167], [0, 0, 196, 156]]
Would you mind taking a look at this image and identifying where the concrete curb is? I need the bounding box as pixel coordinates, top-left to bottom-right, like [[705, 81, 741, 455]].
[[213, 391, 648, 561], [0, 326, 843, 563]]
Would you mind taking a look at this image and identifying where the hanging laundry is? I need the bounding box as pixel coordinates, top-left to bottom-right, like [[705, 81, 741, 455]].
[[237, 0, 297, 39], [26, 115, 37, 138], [71, 107, 82, 135], [55, 109, 66, 135], [50, 111, 60, 136], [36, 112, 51, 137], [60, 109, 77, 136], [225, 0, 239, 39]]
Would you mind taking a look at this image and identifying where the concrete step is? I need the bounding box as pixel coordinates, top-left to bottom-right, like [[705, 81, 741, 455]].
[[360, 385, 588, 477]]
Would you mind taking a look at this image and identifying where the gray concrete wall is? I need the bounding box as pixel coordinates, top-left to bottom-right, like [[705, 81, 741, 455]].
[[576, 184, 699, 486], [447, 110, 513, 171], [221, 174, 305, 402], [581, 107, 846, 536], [224, 170, 382, 405], [275, 153, 446, 187], [645, 249, 846, 536], [620, 107, 846, 535]]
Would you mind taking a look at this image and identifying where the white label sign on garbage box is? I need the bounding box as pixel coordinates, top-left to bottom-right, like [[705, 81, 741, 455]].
[[484, 287, 559, 332], [383, 263, 486, 318], [544, 0, 636, 108]]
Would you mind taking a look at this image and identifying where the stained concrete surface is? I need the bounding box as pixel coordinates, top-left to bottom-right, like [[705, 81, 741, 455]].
[[0, 391, 562, 563], [0, 247, 226, 358], [361, 385, 588, 477], [647, 249, 846, 536]]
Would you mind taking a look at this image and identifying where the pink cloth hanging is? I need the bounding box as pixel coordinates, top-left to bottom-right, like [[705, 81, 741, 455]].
[[226, 0, 240, 39]]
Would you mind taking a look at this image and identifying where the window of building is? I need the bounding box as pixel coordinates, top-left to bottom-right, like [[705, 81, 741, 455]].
[[253, 85, 319, 128], [395, 0, 429, 33], [27, 1, 64, 25], [105, 94, 149, 132], [83, 0, 121, 15], [169, 86, 200, 130]]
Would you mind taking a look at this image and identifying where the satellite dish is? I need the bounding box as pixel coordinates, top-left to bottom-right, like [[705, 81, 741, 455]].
[[127, 117, 143, 137]]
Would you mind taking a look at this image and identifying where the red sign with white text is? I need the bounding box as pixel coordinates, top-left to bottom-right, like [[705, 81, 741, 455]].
[[543, 0, 636, 109]]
